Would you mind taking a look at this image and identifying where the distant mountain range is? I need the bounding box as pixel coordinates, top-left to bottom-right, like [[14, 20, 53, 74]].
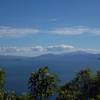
[[0, 51, 100, 61], [0, 51, 100, 93]]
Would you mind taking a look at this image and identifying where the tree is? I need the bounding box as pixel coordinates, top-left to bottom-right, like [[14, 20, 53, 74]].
[[28, 67, 58, 100], [7, 91, 17, 100], [0, 69, 5, 90], [74, 69, 93, 99], [57, 69, 94, 100], [18, 92, 33, 100], [0, 69, 5, 100], [92, 70, 100, 99], [56, 81, 80, 100]]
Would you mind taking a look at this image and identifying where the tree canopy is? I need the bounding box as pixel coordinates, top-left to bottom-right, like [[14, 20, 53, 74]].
[[28, 67, 58, 100], [0, 67, 100, 100]]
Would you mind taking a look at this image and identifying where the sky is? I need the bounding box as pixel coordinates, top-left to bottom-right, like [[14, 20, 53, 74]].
[[0, 0, 100, 56]]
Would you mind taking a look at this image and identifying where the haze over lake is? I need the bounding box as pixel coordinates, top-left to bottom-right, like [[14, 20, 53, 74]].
[[0, 51, 100, 93]]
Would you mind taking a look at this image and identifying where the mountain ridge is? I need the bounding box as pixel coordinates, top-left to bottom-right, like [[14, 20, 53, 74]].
[[0, 51, 99, 59]]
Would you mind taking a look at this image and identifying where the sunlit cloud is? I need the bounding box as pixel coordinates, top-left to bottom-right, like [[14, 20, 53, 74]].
[[46, 44, 74, 52], [0, 44, 74, 56], [0, 44, 99, 56]]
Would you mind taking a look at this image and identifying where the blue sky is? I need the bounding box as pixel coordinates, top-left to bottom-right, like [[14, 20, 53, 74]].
[[0, 0, 100, 56]]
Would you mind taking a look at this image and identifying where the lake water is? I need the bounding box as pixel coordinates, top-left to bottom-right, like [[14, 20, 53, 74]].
[[0, 58, 100, 94]]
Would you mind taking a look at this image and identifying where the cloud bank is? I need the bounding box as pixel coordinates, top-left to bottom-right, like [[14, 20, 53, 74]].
[[50, 26, 90, 35], [0, 44, 99, 56], [50, 26, 100, 35], [0, 26, 100, 37], [0, 26, 39, 37]]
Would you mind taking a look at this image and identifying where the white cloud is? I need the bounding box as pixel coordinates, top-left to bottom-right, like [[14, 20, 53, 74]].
[[0, 44, 75, 56], [50, 26, 90, 35], [0, 44, 99, 56], [47, 44, 74, 52], [30, 46, 47, 52], [0, 47, 18, 53], [50, 26, 100, 35], [0, 26, 39, 37], [90, 28, 100, 35], [77, 48, 100, 54], [1, 25, 100, 37]]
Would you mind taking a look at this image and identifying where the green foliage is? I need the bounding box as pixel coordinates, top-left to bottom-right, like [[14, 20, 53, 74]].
[[57, 68, 100, 100], [0, 67, 100, 100], [0, 69, 5, 90], [28, 66, 58, 99], [0, 69, 5, 100], [57, 82, 79, 100], [74, 69, 93, 99], [7, 91, 17, 100], [18, 92, 34, 100]]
